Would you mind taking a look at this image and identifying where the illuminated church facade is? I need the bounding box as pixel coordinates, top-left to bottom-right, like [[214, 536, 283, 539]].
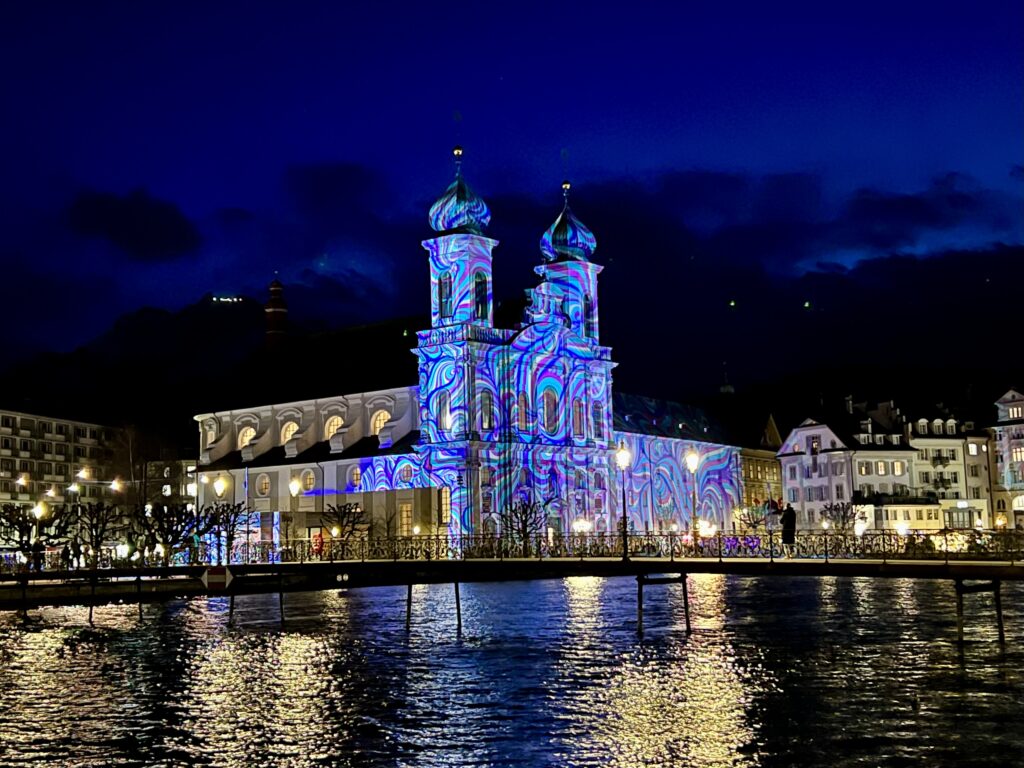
[[195, 152, 742, 540]]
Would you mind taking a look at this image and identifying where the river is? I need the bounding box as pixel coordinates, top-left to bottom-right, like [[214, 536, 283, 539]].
[[0, 575, 1021, 767]]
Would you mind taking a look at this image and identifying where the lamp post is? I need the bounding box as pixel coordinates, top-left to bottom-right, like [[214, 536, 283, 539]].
[[615, 440, 632, 561], [685, 448, 700, 550]]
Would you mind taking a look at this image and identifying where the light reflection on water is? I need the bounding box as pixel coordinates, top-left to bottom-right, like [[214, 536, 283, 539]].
[[0, 576, 1022, 767]]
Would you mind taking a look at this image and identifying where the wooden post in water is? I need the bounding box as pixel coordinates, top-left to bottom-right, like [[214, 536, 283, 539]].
[[993, 580, 1005, 645], [278, 572, 285, 624], [682, 574, 692, 635], [954, 579, 964, 644], [136, 575, 143, 620], [636, 575, 644, 635], [454, 581, 462, 635], [405, 583, 413, 631]]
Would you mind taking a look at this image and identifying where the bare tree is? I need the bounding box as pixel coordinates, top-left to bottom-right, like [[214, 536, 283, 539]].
[[130, 503, 218, 566], [498, 500, 547, 557], [738, 505, 768, 531], [821, 501, 858, 533], [207, 502, 248, 564], [322, 502, 368, 540], [74, 502, 126, 568], [0, 503, 73, 567]]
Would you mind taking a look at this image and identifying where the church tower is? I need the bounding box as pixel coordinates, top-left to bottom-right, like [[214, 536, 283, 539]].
[[264, 276, 288, 349]]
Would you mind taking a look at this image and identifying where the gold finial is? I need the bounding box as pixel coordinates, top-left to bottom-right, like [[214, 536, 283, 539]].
[[453, 145, 464, 158], [562, 180, 571, 202]]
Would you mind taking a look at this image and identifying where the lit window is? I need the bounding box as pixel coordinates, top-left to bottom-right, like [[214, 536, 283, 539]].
[[1012, 447, 1024, 462], [325, 415, 344, 440], [370, 409, 391, 436], [281, 421, 299, 445], [302, 469, 315, 491], [205, 428, 217, 447], [518, 393, 530, 432], [237, 426, 256, 450], [256, 473, 271, 496], [892, 461, 905, 475], [438, 392, 451, 432], [351, 466, 362, 487], [968, 443, 978, 456], [1010, 406, 1023, 419], [876, 461, 888, 475], [479, 389, 493, 431]]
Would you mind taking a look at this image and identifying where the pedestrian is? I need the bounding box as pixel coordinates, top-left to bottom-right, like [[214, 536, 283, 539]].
[[60, 543, 71, 571], [780, 503, 797, 559], [32, 539, 44, 572]]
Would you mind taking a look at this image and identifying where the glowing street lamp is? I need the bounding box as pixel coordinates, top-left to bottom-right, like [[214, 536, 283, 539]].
[[614, 440, 632, 561], [31, 503, 46, 520], [289, 478, 302, 497], [213, 476, 227, 498], [685, 448, 700, 545], [109, 479, 122, 492]]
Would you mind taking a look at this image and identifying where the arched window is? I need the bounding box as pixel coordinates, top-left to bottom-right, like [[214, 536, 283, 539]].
[[572, 399, 585, 437], [324, 415, 344, 440], [583, 294, 595, 338], [474, 273, 488, 321], [256, 473, 271, 496], [400, 464, 413, 482], [542, 389, 558, 434], [237, 426, 256, 450], [280, 421, 299, 445], [591, 403, 604, 440], [438, 273, 453, 319], [518, 393, 530, 432], [350, 466, 361, 488], [370, 409, 391, 436], [205, 422, 217, 447], [438, 392, 451, 432], [594, 472, 605, 490], [479, 389, 494, 431], [302, 469, 316, 492]]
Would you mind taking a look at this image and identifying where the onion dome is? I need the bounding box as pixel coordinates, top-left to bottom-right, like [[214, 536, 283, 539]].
[[539, 181, 596, 262], [428, 146, 491, 234]]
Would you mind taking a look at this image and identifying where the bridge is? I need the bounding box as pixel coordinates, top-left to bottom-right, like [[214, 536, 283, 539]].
[[2, 530, 1021, 641]]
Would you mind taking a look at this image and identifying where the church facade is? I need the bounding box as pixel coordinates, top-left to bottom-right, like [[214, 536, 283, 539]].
[[195, 152, 742, 541]]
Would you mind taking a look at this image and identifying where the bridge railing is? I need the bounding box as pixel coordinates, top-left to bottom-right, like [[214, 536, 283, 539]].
[[2, 528, 1022, 573]]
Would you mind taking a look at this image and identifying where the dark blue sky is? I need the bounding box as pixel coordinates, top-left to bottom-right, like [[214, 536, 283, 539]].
[[1, 1, 1021, 368]]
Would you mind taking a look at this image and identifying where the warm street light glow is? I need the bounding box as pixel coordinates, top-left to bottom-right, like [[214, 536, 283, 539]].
[[31, 503, 45, 519], [821, 519, 831, 530], [200, 474, 209, 484], [685, 449, 700, 474], [186, 482, 197, 497], [995, 513, 1008, 529], [110, 479, 122, 492], [68, 483, 80, 493], [213, 477, 226, 497], [697, 519, 717, 538], [670, 523, 679, 532], [15, 476, 26, 487], [412, 525, 421, 535], [77, 468, 90, 479], [896, 522, 910, 536], [330, 526, 341, 537], [289, 478, 301, 497], [614, 440, 632, 470], [45, 487, 56, 498], [854, 519, 868, 537], [571, 518, 593, 533]]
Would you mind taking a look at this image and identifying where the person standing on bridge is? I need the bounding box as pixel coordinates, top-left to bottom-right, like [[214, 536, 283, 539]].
[[781, 503, 796, 559]]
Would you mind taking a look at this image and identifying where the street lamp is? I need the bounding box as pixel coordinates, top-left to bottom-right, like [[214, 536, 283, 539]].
[[685, 448, 700, 546], [288, 478, 301, 497], [614, 440, 632, 561], [213, 476, 227, 498]]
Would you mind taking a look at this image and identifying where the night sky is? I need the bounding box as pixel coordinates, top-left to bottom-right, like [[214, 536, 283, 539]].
[[2, 2, 1021, 409]]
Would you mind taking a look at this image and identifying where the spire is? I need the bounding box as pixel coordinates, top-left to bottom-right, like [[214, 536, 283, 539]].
[[539, 180, 596, 262], [265, 272, 287, 348], [428, 146, 491, 234]]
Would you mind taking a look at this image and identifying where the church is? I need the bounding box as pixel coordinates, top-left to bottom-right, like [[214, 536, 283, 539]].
[[194, 150, 743, 543]]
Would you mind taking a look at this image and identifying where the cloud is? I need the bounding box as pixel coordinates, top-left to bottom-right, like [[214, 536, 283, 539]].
[[67, 188, 201, 260]]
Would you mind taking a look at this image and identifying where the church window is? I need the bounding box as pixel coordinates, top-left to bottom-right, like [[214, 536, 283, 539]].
[[324, 415, 343, 440], [438, 273, 453, 319], [237, 426, 256, 450], [542, 389, 558, 434], [573, 398, 585, 437], [302, 469, 316, 491], [474, 273, 488, 321], [438, 392, 451, 433], [584, 294, 596, 338], [256, 473, 270, 497], [591, 403, 604, 440], [280, 421, 299, 445], [518, 393, 530, 432], [400, 464, 413, 482], [370, 409, 391, 436], [479, 389, 494, 431]]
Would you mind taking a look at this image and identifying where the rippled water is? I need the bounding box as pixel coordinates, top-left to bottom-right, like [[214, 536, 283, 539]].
[[0, 576, 1022, 767]]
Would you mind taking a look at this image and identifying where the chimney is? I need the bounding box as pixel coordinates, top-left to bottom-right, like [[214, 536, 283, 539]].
[[845, 395, 853, 414], [265, 276, 288, 348]]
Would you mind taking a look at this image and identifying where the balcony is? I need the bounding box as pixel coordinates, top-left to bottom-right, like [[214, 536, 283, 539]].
[[931, 455, 949, 466], [932, 477, 952, 489], [0, 426, 11, 435], [45, 432, 66, 442]]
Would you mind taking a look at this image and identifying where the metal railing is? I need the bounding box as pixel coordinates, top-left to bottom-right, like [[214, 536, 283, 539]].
[[3, 528, 1023, 574]]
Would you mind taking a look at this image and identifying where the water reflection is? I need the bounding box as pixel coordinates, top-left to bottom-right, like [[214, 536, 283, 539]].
[[0, 578, 1021, 767]]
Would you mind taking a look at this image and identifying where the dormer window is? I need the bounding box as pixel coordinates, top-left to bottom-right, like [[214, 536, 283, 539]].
[[237, 426, 256, 450], [280, 421, 299, 445], [324, 415, 344, 440]]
